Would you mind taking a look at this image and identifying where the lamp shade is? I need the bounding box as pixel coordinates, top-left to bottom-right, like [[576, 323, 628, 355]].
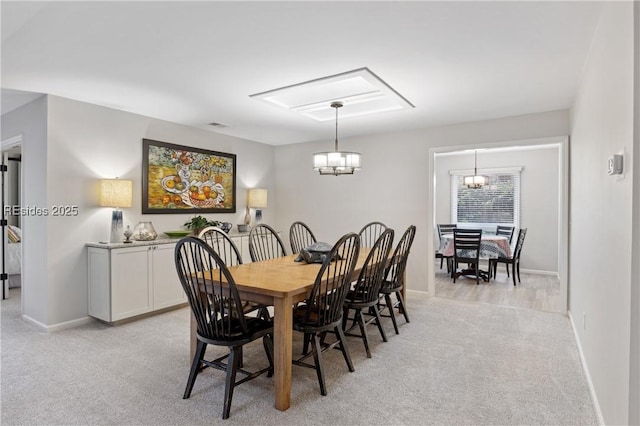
[[313, 151, 361, 175], [99, 179, 133, 208], [463, 175, 488, 189], [247, 188, 268, 208]]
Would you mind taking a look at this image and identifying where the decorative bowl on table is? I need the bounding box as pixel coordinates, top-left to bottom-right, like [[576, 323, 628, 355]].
[[163, 230, 191, 238], [132, 222, 158, 241]]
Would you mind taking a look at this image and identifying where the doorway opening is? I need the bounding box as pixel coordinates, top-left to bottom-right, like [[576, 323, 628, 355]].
[[427, 136, 569, 314], [2, 134, 23, 304]]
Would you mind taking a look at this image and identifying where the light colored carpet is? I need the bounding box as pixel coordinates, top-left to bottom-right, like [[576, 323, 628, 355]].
[[1, 288, 597, 425]]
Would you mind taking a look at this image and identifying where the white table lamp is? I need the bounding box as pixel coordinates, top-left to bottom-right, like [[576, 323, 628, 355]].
[[99, 178, 133, 243], [245, 188, 267, 226]]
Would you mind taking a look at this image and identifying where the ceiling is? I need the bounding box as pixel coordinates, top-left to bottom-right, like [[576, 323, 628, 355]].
[[1, 1, 603, 146]]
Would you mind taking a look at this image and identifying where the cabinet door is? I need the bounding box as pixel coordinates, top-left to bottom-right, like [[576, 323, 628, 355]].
[[152, 243, 186, 309], [228, 235, 251, 264], [88, 248, 111, 321], [111, 246, 153, 321]]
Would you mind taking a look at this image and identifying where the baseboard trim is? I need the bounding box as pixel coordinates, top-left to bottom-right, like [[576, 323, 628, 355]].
[[406, 289, 430, 297], [568, 310, 605, 426], [22, 314, 94, 332], [520, 268, 558, 276]]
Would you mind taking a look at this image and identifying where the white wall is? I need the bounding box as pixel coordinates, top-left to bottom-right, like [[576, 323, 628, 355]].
[[4, 95, 275, 327], [274, 110, 569, 294], [434, 146, 560, 273], [1, 96, 49, 326], [569, 2, 635, 425]]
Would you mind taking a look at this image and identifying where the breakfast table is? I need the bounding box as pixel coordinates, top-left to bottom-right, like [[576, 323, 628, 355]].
[[440, 233, 512, 259], [439, 233, 512, 281]]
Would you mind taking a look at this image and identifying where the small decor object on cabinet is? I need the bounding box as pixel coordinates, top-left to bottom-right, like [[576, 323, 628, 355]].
[[220, 222, 232, 233], [142, 138, 237, 214], [123, 226, 133, 243], [132, 222, 158, 241]]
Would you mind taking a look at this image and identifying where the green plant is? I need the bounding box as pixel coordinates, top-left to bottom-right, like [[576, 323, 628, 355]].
[[184, 215, 220, 232]]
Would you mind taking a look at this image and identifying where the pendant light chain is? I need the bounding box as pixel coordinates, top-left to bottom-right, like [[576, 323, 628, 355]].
[[334, 103, 339, 152]]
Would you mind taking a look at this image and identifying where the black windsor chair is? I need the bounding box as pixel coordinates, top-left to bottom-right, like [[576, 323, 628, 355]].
[[378, 225, 416, 335], [292, 232, 360, 396], [174, 237, 274, 419], [343, 228, 394, 358]]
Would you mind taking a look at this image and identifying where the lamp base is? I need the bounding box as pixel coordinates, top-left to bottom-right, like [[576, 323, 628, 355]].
[[110, 209, 124, 243], [244, 206, 251, 226]]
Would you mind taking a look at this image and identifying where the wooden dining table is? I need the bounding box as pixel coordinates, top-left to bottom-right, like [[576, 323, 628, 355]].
[[189, 249, 383, 411]]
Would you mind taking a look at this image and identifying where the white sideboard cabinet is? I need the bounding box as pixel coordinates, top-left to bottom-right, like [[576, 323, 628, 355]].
[[87, 240, 186, 322]]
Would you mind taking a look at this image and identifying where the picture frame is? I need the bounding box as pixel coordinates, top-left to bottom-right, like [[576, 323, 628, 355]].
[[142, 138, 236, 214]]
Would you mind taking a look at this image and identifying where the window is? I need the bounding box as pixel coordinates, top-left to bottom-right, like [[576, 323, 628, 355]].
[[450, 167, 521, 231]]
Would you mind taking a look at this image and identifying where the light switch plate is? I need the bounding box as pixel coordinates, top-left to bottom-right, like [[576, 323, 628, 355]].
[[607, 154, 623, 175]]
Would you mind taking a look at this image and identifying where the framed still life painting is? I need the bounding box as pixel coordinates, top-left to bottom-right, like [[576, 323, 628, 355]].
[[142, 139, 236, 214]]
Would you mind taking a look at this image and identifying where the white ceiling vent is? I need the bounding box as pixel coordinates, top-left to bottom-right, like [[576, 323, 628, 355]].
[[250, 67, 414, 121]]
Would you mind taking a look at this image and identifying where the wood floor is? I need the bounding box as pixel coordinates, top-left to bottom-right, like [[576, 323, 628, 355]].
[[434, 260, 563, 313]]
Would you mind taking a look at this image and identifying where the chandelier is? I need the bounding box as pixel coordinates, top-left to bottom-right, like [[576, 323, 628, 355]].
[[463, 150, 488, 189], [312, 102, 362, 176]]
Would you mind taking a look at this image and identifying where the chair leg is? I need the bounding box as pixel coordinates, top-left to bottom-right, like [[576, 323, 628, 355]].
[[183, 340, 207, 399], [302, 333, 310, 355], [342, 307, 349, 331], [356, 309, 371, 358], [311, 333, 327, 396], [385, 293, 399, 334], [440, 256, 444, 269], [372, 304, 388, 342], [517, 261, 521, 283], [395, 291, 410, 323], [263, 334, 274, 377], [222, 347, 240, 419], [335, 325, 355, 372], [475, 262, 479, 285]]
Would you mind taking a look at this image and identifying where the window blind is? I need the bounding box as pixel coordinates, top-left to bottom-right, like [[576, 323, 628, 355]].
[[450, 168, 521, 229]]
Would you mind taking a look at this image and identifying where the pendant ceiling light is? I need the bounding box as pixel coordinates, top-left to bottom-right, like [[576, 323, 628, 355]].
[[312, 102, 362, 176], [463, 150, 488, 189]]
